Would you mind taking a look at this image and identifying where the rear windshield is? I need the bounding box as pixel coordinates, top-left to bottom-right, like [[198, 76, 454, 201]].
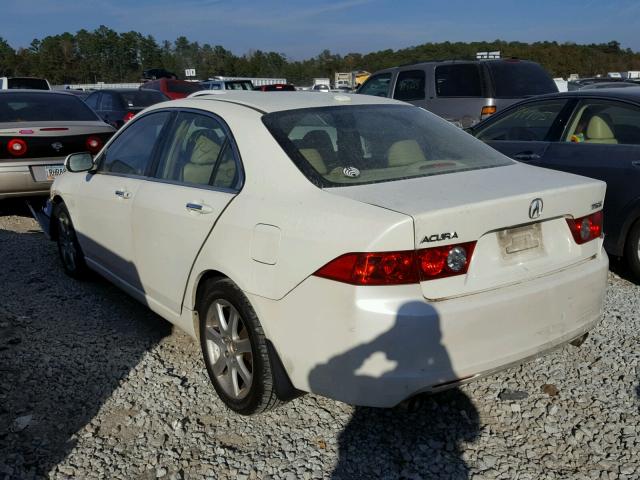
[[7, 78, 50, 90], [486, 62, 558, 98], [167, 81, 202, 94], [0, 93, 99, 122], [121, 90, 168, 107], [263, 104, 512, 187]]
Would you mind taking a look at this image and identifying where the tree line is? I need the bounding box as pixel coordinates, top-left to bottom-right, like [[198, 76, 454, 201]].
[[1, 26, 639, 85]]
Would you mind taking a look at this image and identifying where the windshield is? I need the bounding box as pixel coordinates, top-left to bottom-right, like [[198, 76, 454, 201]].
[[0, 93, 100, 122], [263, 105, 513, 187], [121, 90, 168, 107], [486, 61, 557, 98]]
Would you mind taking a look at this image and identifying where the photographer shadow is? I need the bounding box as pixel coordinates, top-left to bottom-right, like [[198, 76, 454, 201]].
[[309, 301, 480, 479]]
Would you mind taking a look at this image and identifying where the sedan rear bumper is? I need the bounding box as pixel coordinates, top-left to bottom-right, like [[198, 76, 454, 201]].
[[0, 160, 63, 199], [248, 249, 609, 407]]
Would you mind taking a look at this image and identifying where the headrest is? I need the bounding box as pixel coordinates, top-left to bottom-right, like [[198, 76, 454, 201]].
[[299, 148, 327, 174], [387, 140, 427, 167], [302, 130, 334, 149], [586, 115, 615, 140], [190, 133, 221, 165]]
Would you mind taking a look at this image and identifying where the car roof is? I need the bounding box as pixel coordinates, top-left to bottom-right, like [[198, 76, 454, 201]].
[[0, 89, 75, 96], [373, 58, 539, 74], [171, 91, 407, 113], [530, 86, 640, 102]]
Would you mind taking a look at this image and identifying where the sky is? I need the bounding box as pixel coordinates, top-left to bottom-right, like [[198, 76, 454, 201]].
[[3, 0, 640, 59]]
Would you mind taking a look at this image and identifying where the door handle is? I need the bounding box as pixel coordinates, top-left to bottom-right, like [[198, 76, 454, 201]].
[[514, 152, 541, 161], [186, 202, 213, 214], [115, 189, 131, 199]]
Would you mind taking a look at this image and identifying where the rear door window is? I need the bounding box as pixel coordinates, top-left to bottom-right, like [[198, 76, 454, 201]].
[[393, 70, 426, 101], [475, 100, 569, 142], [563, 99, 640, 145], [358, 73, 392, 97], [435, 64, 482, 97], [84, 92, 100, 110]]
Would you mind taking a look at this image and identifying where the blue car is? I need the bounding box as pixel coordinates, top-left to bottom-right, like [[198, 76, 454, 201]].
[[469, 88, 640, 280]]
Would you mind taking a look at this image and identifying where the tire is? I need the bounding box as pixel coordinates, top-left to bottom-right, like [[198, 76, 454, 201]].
[[197, 278, 282, 415], [53, 202, 89, 279], [625, 219, 640, 281]]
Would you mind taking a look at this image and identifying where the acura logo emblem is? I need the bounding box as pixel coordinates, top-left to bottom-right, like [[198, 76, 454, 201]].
[[529, 198, 543, 219]]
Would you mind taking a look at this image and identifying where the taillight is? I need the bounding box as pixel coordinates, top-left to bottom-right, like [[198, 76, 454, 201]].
[[7, 138, 27, 157], [85, 136, 103, 154], [314, 242, 476, 285], [416, 242, 476, 280], [566, 211, 603, 245], [123, 112, 136, 122], [481, 105, 497, 119]]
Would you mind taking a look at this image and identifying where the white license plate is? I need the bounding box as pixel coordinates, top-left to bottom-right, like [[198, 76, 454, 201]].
[[44, 165, 66, 181], [497, 223, 543, 256]]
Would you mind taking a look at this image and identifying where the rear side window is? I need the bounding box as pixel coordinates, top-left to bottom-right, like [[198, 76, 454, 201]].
[[435, 64, 482, 97], [98, 112, 170, 176], [263, 105, 512, 187], [358, 73, 392, 97], [486, 61, 557, 98], [563, 99, 640, 145], [84, 92, 100, 110], [225, 81, 253, 90], [393, 70, 426, 101], [0, 93, 99, 122], [100, 93, 118, 111], [475, 100, 568, 142]]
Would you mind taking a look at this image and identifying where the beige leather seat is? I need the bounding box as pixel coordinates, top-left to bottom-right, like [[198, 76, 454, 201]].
[[299, 148, 327, 174], [182, 131, 221, 185], [585, 115, 618, 144], [387, 139, 427, 167]]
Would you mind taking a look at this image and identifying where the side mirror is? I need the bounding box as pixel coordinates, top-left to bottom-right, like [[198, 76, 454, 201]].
[[64, 152, 94, 173]]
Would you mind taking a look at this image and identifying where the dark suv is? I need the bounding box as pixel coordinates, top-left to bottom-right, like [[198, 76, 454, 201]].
[[357, 59, 557, 127]]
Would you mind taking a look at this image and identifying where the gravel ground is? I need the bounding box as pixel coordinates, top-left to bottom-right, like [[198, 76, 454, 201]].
[[0, 199, 639, 480]]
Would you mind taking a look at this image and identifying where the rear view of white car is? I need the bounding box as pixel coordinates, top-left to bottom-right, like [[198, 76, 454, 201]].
[[42, 92, 608, 415]]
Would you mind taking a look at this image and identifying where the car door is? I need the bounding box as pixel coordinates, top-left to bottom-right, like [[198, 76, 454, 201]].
[[540, 98, 640, 252], [70, 111, 172, 289], [131, 110, 242, 317], [473, 98, 574, 167]]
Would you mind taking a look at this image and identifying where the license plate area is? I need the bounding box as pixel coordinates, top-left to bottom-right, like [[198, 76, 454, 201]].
[[44, 165, 66, 180], [497, 223, 544, 259]]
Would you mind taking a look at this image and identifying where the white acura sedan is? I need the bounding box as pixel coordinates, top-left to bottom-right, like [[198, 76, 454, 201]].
[[42, 92, 608, 415]]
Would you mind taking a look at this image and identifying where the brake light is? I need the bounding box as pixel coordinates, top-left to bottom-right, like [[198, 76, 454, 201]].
[[123, 111, 136, 122], [566, 211, 603, 245], [314, 242, 476, 285], [7, 138, 27, 157], [85, 136, 103, 154], [481, 105, 497, 119]]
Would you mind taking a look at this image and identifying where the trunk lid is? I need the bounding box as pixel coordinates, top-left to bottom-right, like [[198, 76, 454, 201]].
[[326, 163, 606, 300]]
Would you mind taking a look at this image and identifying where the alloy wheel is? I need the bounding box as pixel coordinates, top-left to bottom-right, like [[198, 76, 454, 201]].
[[57, 213, 77, 271], [204, 299, 253, 400]]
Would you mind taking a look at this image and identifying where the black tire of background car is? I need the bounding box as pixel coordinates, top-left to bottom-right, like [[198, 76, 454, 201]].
[[53, 202, 90, 279], [624, 219, 640, 281], [197, 277, 282, 415]]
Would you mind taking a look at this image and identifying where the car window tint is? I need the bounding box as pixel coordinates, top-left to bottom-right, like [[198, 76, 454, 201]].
[[358, 73, 392, 97], [84, 92, 100, 109], [211, 143, 238, 189], [393, 70, 426, 101], [475, 100, 568, 141], [154, 112, 237, 188], [486, 61, 558, 98], [0, 92, 99, 122], [167, 81, 202, 94], [121, 90, 167, 107], [435, 64, 482, 97], [563, 99, 640, 145], [98, 112, 170, 176]]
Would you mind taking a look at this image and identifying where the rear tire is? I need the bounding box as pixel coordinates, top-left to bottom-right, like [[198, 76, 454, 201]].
[[197, 278, 282, 415], [625, 219, 640, 281], [53, 202, 89, 279]]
